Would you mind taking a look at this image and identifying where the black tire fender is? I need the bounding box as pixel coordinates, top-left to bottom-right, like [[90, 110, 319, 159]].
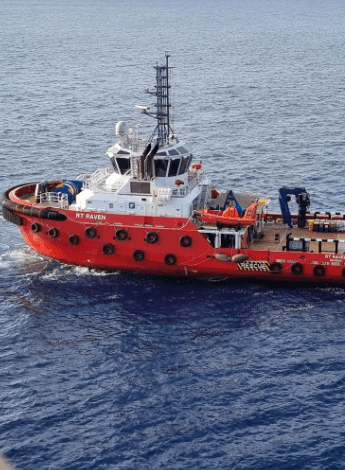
[[31, 223, 40, 233], [313, 265, 325, 277], [116, 229, 127, 241], [48, 227, 59, 238], [291, 263, 303, 275], [69, 234, 79, 245], [133, 250, 145, 261], [269, 262, 282, 274], [180, 235, 192, 247], [164, 254, 176, 266], [145, 232, 158, 244], [102, 243, 114, 255], [85, 227, 96, 239]]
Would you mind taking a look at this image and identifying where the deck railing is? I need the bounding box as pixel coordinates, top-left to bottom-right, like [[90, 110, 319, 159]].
[[172, 169, 206, 197], [83, 167, 114, 192], [79, 165, 206, 200], [38, 192, 69, 209]]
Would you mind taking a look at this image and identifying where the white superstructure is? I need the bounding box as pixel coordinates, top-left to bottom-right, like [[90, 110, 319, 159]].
[[72, 54, 210, 217]]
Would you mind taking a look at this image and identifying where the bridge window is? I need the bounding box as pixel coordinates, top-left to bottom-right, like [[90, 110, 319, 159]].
[[168, 149, 179, 156], [178, 156, 191, 175], [168, 158, 181, 177], [155, 158, 169, 177], [117, 158, 130, 174], [110, 156, 117, 172]]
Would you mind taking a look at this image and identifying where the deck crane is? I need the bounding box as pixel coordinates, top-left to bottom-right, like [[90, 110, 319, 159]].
[[279, 187, 310, 228]]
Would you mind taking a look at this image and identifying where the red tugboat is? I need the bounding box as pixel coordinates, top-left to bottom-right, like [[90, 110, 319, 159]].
[[3, 54, 345, 284]]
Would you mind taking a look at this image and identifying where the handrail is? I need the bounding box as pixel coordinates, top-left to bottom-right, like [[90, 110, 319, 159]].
[[172, 170, 206, 197], [38, 192, 69, 209], [83, 167, 113, 191]]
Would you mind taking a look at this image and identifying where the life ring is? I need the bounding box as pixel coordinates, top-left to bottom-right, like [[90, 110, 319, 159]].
[[85, 227, 96, 239], [102, 243, 114, 255], [31, 223, 40, 233], [174, 180, 184, 186], [180, 235, 192, 247], [145, 232, 158, 244], [69, 234, 79, 245], [116, 229, 127, 241], [313, 265, 325, 277], [164, 254, 176, 265], [133, 250, 145, 261], [192, 163, 202, 170], [48, 227, 59, 238], [269, 262, 282, 274], [291, 263, 303, 275]]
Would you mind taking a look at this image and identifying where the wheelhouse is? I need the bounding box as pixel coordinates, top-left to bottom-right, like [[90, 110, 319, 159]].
[[108, 145, 193, 178]]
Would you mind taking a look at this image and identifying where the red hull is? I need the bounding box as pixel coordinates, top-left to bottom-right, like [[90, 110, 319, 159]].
[[3, 184, 345, 284], [13, 209, 345, 284]]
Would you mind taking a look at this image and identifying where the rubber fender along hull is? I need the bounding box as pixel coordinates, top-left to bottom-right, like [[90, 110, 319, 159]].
[[1, 187, 67, 222], [2, 206, 23, 226]]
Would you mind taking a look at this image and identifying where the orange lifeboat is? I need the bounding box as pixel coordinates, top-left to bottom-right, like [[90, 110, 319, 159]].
[[196, 202, 258, 227]]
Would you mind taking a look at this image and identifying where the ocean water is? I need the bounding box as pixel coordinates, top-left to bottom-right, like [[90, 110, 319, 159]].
[[1, 0, 345, 469]]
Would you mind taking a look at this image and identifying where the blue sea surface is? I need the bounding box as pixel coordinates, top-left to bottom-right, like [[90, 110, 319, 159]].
[[2, 0, 345, 469]]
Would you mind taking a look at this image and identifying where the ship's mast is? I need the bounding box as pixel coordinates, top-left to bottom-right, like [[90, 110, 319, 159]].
[[155, 53, 172, 146], [142, 53, 174, 146]]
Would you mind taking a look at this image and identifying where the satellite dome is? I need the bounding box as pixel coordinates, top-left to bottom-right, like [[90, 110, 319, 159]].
[[115, 121, 129, 136]]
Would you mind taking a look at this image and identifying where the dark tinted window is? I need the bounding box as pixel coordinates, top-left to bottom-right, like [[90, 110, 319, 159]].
[[155, 158, 169, 177], [168, 158, 181, 177], [117, 158, 130, 174], [156, 151, 167, 156], [117, 150, 130, 154], [178, 156, 191, 175], [168, 149, 179, 156], [177, 146, 188, 154], [109, 156, 117, 172]]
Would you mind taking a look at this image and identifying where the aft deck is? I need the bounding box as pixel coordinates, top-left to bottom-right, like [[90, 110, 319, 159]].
[[253, 223, 345, 254]]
